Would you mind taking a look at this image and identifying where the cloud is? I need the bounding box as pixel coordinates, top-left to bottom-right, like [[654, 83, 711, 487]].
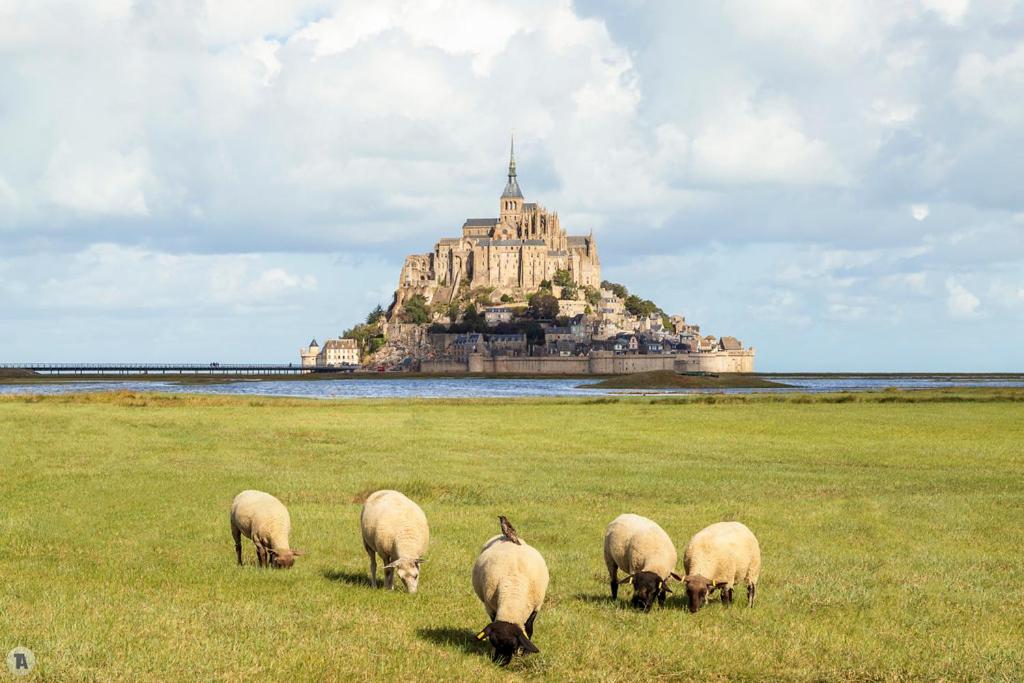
[[44, 144, 150, 217], [911, 204, 930, 220], [945, 278, 981, 317]]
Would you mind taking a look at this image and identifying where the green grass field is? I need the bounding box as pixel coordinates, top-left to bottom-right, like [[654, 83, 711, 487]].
[[2, 391, 1022, 681]]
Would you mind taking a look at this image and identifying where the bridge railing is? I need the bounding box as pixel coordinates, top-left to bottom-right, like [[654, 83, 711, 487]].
[[0, 363, 359, 373]]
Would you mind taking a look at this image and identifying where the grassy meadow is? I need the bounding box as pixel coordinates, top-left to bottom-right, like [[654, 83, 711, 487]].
[[1, 390, 1023, 681]]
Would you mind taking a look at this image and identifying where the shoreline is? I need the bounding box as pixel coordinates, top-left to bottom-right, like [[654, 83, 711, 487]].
[[1, 369, 1022, 387]]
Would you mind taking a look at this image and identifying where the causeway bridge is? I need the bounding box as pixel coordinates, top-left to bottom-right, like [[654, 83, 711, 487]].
[[0, 363, 358, 376]]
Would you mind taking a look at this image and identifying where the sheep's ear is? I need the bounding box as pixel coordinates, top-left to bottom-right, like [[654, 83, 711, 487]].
[[475, 627, 490, 641], [670, 572, 682, 581], [383, 560, 400, 569], [517, 633, 540, 655], [661, 581, 673, 593], [415, 558, 427, 565], [618, 574, 634, 585]]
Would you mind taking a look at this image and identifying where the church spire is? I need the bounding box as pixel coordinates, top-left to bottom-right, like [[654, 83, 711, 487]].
[[508, 133, 516, 179], [501, 133, 523, 199]]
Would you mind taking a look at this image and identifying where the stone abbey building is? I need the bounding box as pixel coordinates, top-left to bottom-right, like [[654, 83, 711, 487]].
[[392, 140, 601, 314]]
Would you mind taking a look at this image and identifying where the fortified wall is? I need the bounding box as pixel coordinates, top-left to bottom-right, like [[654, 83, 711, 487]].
[[420, 350, 755, 375]]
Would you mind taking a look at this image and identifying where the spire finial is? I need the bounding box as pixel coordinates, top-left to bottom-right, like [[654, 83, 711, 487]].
[[508, 131, 516, 179]]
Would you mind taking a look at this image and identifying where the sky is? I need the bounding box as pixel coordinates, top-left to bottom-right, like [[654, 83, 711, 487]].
[[1, 0, 1022, 371]]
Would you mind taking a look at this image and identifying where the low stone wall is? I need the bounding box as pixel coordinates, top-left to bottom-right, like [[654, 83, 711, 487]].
[[422, 350, 755, 375], [587, 352, 676, 374], [470, 355, 590, 374], [674, 350, 755, 373], [420, 360, 471, 374]]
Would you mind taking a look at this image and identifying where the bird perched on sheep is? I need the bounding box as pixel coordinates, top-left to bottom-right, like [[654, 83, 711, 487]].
[[499, 515, 521, 545], [604, 513, 681, 611], [472, 520, 549, 666], [230, 490, 303, 569], [682, 521, 761, 613], [360, 490, 429, 593]]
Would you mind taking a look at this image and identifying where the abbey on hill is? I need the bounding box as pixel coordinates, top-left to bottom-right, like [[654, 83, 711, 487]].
[[301, 139, 754, 374], [392, 138, 601, 314]]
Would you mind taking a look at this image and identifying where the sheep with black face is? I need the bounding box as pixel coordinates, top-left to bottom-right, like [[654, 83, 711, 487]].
[[604, 513, 681, 611], [472, 523, 549, 666], [683, 521, 761, 613], [230, 490, 304, 569]]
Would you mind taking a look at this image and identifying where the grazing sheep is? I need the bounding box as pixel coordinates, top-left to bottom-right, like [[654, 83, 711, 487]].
[[230, 490, 303, 569], [604, 513, 681, 611], [360, 490, 429, 593], [473, 520, 549, 666], [683, 521, 761, 613]]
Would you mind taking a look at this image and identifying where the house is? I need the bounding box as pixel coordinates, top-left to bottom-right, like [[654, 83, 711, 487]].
[[484, 306, 516, 326], [719, 336, 743, 351], [640, 338, 664, 355], [487, 333, 527, 356], [452, 333, 486, 361], [320, 338, 360, 366]]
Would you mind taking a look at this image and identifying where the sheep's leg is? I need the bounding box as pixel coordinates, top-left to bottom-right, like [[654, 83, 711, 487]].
[[231, 524, 243, 566], [723, 586, 734, 606], [747, 582, 756, 607], [365, 544, 378, 588], [524, 611, 537, 638], [606, 558, 619, 599], [255, 544, 267, 568], [383, 554, 394, 590]]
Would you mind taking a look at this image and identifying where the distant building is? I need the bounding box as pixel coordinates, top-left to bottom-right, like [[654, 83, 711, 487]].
[[321, 338, 360, 366], [488, 333, 527, 356], [299, 337, 359, 367], [299, 339, 320, 367], [484, 306, 516, 326]]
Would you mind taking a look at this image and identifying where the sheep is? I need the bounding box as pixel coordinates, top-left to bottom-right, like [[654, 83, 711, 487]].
[[360, 490, 429, 593], [230, 490, 303, 569], [472, 519, 549, 666], [682, 521, 761, 613], [604, 513, 681, 611]]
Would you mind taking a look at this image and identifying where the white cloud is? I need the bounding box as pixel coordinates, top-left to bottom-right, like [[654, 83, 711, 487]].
[[44, 144, 150, 216], [954, 44, 1024, 121], [911, 203, 930, 220], [690, 97, 849, 186], [21, 244, 317, 312], [945, 278, 981, 317], [920, 0, 971, 25]]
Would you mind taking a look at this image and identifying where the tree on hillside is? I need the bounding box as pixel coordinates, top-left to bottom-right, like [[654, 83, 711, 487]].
[[463, 303, 488, 332], [560, 283, 578, 300], [584, 286, 601, 307], [366, 304, 385, 325], [624, 294, 661, 318], [601, 280, 628, 299], [527, 292, 560, 319], [343, 322, 385, 356], [553, 268, 574, 288], [403, 294, 430, 324]]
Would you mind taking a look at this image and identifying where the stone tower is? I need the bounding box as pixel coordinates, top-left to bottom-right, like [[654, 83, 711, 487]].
[[499, 135, 523, 223]]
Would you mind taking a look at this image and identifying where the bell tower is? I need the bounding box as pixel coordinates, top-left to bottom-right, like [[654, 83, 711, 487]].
[[499, 134, 523, 223]]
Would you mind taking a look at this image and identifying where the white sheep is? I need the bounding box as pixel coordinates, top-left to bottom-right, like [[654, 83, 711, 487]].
[[682, 521, 761, 612], [360, 490, 429, 592], [472, 525, 549, 666], [604, 513, 681, 610], [230, 490, 303, 569]]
